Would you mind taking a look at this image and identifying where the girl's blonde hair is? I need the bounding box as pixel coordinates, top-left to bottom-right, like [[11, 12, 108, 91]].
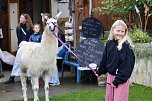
[[108, 20, 134, 50]]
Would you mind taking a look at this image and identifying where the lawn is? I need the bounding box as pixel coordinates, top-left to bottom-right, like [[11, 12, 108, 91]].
[[13, 84, 152, 101]]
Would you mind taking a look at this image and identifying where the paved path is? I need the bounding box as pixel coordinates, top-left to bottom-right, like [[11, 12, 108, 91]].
[[0, 71, 103, 101]]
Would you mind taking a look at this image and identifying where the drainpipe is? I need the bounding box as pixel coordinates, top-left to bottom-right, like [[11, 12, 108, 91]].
[[89, 0, 92, 17], [70, 0, 77, 49]]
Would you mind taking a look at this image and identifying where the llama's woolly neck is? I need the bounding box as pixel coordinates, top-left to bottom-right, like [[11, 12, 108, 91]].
[[41, 25, 58, 51]]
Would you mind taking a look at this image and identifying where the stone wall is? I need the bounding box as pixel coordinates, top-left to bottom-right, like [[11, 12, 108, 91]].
[[131, 56, 152, 87]]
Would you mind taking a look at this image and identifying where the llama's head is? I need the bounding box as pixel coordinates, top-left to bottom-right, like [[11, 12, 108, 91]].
[[41, 12, 62, 33], [46, 18, 58, 32]]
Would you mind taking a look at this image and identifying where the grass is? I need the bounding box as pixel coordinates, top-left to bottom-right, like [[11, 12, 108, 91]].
[[13, 84, 152, 101]]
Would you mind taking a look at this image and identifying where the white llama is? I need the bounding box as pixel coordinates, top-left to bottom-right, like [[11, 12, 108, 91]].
[[17, 18, 58, 101]]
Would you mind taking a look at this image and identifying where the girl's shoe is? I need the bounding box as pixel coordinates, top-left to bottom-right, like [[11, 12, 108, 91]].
[[0, 74, 4, 78], [4, 76, 15, 84]]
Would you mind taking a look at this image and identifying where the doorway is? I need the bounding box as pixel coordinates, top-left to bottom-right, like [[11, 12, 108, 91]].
[[0, 0, 8, 51]]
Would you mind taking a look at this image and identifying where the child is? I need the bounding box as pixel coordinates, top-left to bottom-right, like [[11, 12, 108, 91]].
[[95, 20, 135, 101], [5, 13, 33, 84], [29, 23, 42, 43]]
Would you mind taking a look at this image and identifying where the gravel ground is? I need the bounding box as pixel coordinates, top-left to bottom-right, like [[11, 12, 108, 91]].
[[0, 71, 103, 101]]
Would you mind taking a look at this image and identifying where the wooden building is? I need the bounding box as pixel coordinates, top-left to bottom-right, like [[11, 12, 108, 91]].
[[0, 0, 152, 53]]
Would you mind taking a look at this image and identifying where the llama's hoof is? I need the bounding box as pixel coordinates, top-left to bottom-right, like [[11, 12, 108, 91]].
[[34, 98, 40, 101]]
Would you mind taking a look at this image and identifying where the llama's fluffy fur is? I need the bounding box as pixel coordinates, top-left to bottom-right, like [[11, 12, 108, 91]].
[[17, 20, 58, 101]]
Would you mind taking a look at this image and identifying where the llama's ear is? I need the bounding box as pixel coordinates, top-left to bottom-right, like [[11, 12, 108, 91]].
[[55, 12, 62, 20], [41, 13, 49, 20]]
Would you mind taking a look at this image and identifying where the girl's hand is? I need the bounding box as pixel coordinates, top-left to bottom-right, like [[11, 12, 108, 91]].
[[95, 73, 104, 77], [111, 83, 116, 88], [95, 73, 99, 77]]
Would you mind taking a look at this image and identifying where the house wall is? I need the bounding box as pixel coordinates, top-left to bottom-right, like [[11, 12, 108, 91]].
[[51, 0, 69, 18], [32, 0, 50, 23]]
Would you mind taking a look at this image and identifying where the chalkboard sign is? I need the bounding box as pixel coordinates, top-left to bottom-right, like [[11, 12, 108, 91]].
[[75, 38, 105, 67], [82, 17, 104, 38]]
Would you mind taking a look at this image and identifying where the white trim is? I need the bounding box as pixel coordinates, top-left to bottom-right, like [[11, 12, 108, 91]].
[[78, 67, 96, 71], [21, 28, 27, 35]]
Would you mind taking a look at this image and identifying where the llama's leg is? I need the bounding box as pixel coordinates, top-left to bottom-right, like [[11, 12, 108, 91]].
[[31, 76, 39, 101], [20, 68, 28, 101], [43, 72, 50, 101]]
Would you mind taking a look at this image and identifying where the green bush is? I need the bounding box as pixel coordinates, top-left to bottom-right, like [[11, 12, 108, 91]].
[[129, 28, 151, 43]]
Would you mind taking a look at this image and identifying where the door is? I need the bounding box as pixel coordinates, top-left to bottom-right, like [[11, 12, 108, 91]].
[[10, 3, 18, 52]]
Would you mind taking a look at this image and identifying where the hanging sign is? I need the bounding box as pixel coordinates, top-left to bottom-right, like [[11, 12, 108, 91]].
[[82, 17, 104, 38], [75, 38, 105, 67]]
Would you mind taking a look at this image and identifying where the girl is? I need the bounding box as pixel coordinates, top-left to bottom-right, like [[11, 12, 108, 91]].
[[95, 20, 135, 101], [41, 13, 51, 30], [16, 13, 33, 45], [5, 13, 33, 84]]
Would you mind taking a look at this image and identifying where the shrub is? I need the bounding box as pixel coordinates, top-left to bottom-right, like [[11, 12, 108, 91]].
[[133, 43, 152, 57], [129, 28, 151, 43]]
